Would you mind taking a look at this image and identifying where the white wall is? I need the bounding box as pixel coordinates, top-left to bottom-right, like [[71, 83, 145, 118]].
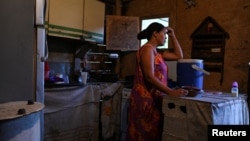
[[165, 61, 177, 81]]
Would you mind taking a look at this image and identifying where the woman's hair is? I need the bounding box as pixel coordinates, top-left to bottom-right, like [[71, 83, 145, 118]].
[[137, 22, 165, 40]]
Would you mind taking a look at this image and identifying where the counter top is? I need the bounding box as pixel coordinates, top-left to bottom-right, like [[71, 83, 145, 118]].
[[45, 83, 83, 88], [162, 92, 249, 141], [44, 82, 114, 88], [181, 92, 247, 103], [44, 82, 123, 141], [44, 82, 123, 113]]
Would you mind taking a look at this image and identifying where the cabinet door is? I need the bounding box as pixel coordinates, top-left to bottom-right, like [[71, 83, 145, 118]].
[[48, 0, 84, 39], [83, 0, 105, 43], [46, 0, 105, 42]]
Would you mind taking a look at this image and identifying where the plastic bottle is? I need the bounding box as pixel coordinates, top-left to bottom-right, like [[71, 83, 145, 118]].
[[231, 81, 238, 97]]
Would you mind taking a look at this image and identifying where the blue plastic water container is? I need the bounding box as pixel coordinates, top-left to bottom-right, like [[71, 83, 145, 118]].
[[177, 59, 204, 89]]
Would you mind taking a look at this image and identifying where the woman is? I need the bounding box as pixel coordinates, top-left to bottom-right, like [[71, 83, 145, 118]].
[[126, 22, 188, 141]]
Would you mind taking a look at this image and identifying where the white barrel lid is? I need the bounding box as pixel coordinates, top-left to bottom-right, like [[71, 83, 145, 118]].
[[0, 101, 44, 120], [178, 59, 203, 63]]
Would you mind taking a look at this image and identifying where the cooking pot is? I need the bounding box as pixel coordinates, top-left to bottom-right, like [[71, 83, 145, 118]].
[[181, 86, 203, 97]]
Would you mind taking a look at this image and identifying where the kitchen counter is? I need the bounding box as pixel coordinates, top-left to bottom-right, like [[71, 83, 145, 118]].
[[44, 83, 83, 88], [44, 82, 123, 141], [162, 93, 249, 141], [44, 81, 118, 88]]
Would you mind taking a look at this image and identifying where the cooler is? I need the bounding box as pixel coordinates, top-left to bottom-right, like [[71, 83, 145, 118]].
[[177, 59, 209, 89]]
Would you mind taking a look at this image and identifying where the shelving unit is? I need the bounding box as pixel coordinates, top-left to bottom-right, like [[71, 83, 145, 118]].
[[190, 16, 229, 85], [191, 33, 226, 71], [83, 51, 119, 82], [84, 52, 114, 72], [191, 16, 229, 72]]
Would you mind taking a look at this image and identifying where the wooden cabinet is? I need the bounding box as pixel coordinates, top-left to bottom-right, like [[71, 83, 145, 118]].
[[191, 16, 229, 72], [47, 0, 83, 39], [83, 0, 105, 43], [191, 33, 226, 71], [46, 0, 105, 43]]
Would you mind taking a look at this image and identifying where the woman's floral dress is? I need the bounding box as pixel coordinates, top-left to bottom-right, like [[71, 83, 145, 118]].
[[126, 45, 168, 141]]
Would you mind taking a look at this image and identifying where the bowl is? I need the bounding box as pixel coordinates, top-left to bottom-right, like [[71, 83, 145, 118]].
[[181, 86, 203, 97]]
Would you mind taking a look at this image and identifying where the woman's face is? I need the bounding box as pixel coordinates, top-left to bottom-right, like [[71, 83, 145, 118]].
[[156, 28, 168, 46]]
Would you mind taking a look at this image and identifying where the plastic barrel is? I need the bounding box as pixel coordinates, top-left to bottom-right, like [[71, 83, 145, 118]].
[[177, 59, 204, 89], [0, 101, 44, 141]]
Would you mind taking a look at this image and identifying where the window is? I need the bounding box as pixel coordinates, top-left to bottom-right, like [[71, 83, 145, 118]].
[[140, 17, 169, 49]]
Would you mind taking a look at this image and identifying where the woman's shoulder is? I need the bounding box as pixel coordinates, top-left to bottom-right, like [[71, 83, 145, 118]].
[[142, 43, 154, 48], [140, 43, 155, 52]]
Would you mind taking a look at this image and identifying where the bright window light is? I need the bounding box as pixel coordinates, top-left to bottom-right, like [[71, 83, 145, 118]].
[[141, 17, 169, 49]]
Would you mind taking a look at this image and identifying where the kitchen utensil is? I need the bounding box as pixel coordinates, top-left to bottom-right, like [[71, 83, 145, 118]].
[[81, 72, 88, 85], [181, 86, 203, 97]]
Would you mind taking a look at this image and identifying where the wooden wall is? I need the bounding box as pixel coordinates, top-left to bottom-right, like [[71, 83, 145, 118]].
[[119, 0, 250, 93]]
